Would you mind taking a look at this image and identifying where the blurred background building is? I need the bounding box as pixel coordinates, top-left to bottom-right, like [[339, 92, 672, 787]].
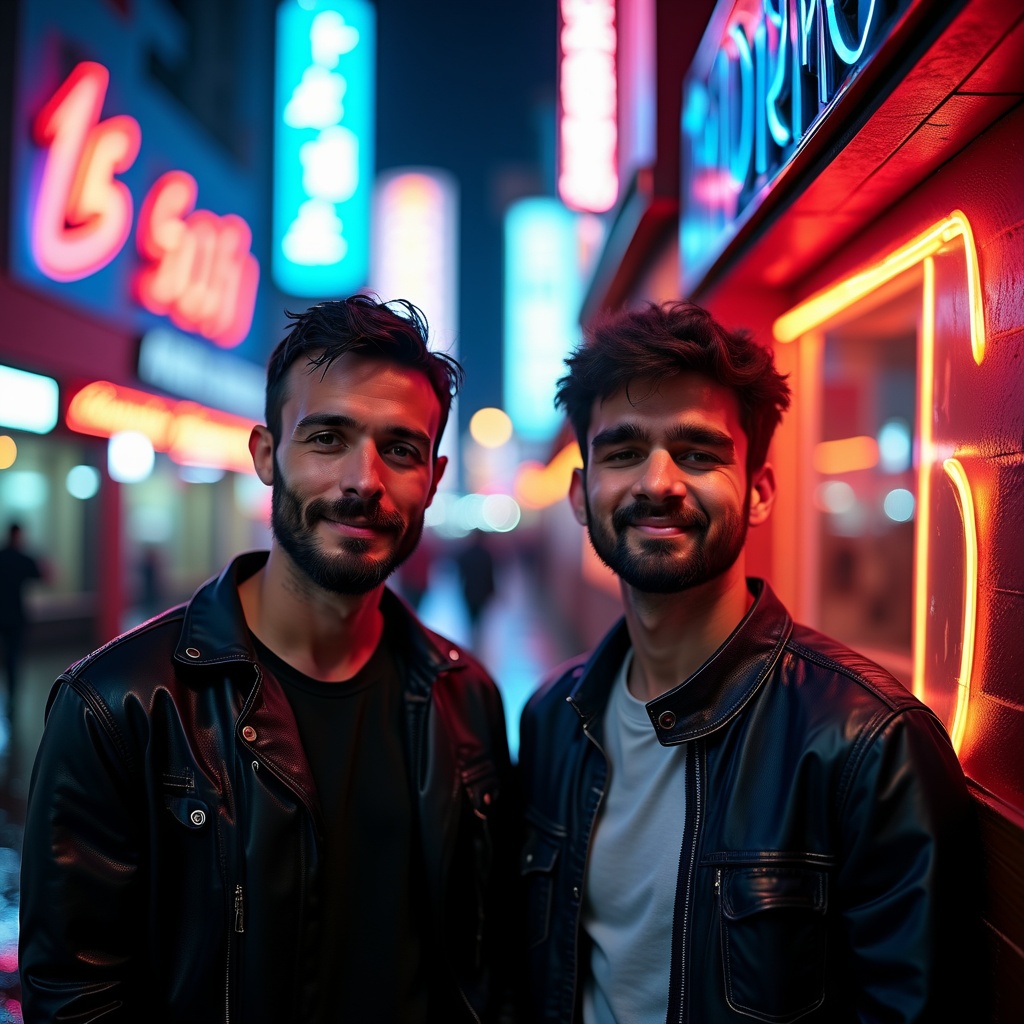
[[1, 0, 1023, 1018]]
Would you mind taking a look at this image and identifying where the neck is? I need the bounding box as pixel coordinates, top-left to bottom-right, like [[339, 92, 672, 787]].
[[622, 560, 752, 703], [238, 546, 385, 682]]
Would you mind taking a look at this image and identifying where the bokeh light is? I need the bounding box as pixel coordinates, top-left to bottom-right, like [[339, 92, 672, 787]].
[[469, 407, 513, 448]]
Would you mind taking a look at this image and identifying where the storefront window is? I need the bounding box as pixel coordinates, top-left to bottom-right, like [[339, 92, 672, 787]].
[[813, 283, 920, 681]]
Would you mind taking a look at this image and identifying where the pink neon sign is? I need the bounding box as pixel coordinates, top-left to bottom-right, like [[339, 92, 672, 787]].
[[30, 62, 259, 348], [31, 62, 141, 283], [136, 171, 259, 348], [558, 0, 618, 214]]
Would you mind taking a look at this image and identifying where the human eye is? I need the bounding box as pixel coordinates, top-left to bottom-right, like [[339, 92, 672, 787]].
[[679, 449, 721, 466], [385, 441, 424, 464], [307, 430, 343, 448], [600, 448, 641, 464]]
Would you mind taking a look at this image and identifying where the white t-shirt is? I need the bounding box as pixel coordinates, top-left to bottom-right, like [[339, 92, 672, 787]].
[[582, 651, 688, 1024]]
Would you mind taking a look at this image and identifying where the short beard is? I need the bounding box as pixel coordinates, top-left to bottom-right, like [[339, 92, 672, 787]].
[[271, 475, 423, 596], [585, 495, 747, 595]]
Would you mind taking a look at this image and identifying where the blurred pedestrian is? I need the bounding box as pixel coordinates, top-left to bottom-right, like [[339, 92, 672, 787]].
[[456, 530, 496, 650], [20, 297, 518, 1023], [0, 522, 43, 720]]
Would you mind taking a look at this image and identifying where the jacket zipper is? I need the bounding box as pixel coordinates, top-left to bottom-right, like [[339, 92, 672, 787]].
[[570, 721, 609, 1021], [675, 745, 700, 1024]]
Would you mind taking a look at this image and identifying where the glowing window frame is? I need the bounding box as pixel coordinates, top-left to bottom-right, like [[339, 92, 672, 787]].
[[772, 211, 983, 752]]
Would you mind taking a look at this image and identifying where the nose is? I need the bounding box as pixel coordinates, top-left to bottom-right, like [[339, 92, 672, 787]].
[[342, 441, 385, 501], [632, 449, 686, 502]]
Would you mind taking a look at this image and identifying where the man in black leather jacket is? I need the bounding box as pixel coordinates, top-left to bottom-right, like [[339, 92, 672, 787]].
[[20, 297, 518, 1022], [518, 301, 977, 1023]]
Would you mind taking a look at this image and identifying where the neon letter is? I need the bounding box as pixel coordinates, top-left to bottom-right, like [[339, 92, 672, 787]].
[[31, 62, 141, 282]]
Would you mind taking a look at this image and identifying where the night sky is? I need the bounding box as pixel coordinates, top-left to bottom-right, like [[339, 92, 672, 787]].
[[374, 0, 557, 424]]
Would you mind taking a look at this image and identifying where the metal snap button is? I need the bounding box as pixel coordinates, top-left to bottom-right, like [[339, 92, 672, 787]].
[[572, 886, 581, 900], [658, 710, 676, 730], [525, 853, 534, 864], [448, 648, 459, 661], [189, 809, 205, 826], [242, 725, 257, 742], [184, 647, 201, 659]]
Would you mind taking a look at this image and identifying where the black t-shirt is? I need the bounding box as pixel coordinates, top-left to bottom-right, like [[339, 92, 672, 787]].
[[252, 624, 429, 1023]]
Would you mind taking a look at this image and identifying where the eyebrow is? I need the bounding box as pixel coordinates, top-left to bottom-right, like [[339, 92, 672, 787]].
[[590, 420, 735, 455], [294, 413, 433, 452]]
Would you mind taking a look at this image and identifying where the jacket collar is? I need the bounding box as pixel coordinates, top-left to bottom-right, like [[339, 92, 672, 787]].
[[173, 551, 462, 694], [568, 578, 793, 744]]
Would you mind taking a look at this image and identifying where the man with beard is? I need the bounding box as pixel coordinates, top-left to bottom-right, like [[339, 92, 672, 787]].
[[20, 297, 518, 1023], [518, 301, 978, 1023]]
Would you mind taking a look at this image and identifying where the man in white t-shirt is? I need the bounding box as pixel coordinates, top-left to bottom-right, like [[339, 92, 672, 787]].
[[519, 300, 978, 1023]]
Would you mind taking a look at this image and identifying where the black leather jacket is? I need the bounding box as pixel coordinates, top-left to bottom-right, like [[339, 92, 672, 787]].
[[518, 579, 976, 1023], [20, 552, 517, 1023]]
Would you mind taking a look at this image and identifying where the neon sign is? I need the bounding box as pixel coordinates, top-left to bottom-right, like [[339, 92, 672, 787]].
[[29, 62, 259, 348], [66, 380, 255, 474], [681, 0, 912, 290], [503, 197, 587, 441], [558, 0, 618, 213], [136, 171, 259, 347], [31, 62, 140, 283], [274, 0, 376, 297], [774, 211, 984, 754]]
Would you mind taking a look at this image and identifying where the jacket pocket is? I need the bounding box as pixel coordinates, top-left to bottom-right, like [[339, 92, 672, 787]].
[[460, 756, 500, 821], [718, 861, 827, 1022], [520, 824, 560, 949]]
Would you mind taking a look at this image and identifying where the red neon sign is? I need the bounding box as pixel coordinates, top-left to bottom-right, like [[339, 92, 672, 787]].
[[31, 62, 141, 282], [30, 62, 259, 348], [136, 171, 259, 348], [558, 0, 618, 213], [66, 379, 256, 474]]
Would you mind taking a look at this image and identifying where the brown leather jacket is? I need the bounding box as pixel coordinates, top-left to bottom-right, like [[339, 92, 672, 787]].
[[20, 552, 518, 1023]]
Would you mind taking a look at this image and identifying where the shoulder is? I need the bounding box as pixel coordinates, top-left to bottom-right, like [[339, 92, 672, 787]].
[[525, 654, 586, 712], [54, 605, 187, 707], [783, 622, 923, 714]]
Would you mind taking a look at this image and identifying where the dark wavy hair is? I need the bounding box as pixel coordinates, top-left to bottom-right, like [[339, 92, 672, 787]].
[[556, 301, 791, 473], [265, 295, 463, 456]]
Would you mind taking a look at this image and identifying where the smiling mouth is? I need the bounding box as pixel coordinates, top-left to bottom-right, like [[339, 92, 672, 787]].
[[321, 517, 391, 538]]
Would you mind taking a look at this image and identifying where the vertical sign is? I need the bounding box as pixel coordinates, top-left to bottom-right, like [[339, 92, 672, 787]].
[[558, 0, 618, 213], [274, 0, 376, 297], [371, 168, 460, 479], [504, 198, 584, 442]]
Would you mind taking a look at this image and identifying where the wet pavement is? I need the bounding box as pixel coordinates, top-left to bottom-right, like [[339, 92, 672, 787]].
[[0, 548, 583, 1015]]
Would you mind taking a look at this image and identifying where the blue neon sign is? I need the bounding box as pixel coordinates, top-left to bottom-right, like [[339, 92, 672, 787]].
[[274, 0, 376, 297]]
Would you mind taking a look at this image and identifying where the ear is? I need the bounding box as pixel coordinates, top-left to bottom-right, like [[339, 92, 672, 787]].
[[568, 467, 588, 526], [249, 425, 275, 486], [748, 463, 776, 527], [425, 455, 448, 507]]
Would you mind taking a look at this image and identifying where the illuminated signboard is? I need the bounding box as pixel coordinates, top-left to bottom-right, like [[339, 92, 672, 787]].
[[680, 0, 913, 291], [137, 327, 265, 420], [371, 168, 459, 478], [558, 0, 618, 213], [0, 365, 59, 434], [274, 0, 376, 297], [66, 380, 255, 474], [24, 62, 259, 348], [504, 198, 585, 441]]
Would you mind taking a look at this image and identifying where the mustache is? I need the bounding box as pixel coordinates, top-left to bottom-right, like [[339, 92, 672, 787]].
[[303, 495, 406, 532], [612, 500, 708, 532]]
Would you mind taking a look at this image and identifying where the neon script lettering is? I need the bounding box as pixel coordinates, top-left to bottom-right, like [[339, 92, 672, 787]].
[[31, 62, 141, 282], [30, 62, 259, 348]]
